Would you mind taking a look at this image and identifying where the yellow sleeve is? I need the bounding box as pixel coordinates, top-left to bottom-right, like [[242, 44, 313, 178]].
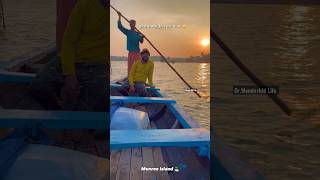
[[129, 62, 137, 86], [148, 61, 154, 86], [60, 1, 85, 75]]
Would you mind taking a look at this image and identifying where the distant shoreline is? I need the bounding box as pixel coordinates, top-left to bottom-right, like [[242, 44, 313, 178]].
[[111, 60, 210, 63], [213, 0, 320, 4], [111, 55, 210, 63]]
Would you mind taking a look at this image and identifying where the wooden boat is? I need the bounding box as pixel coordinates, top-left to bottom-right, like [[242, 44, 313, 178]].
[[109, 75, 264, 179], [0, 47, 108, 180], [109, 81, 210, 179], [0, 46, 264, 180]]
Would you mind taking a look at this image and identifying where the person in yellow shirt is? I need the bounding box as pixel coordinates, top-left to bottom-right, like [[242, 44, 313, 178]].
[[121, 48, 154, 97], [29, 0, 108, 111]]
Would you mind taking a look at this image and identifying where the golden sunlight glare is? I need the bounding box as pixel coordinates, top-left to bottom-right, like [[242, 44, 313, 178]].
[[201, 38, 210, 47]]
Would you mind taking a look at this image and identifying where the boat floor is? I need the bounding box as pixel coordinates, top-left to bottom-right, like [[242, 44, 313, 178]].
[[110, 115, 210, 180]]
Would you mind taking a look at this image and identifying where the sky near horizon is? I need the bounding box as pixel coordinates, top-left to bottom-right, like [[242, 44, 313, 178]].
[[110, 0, 210, 58]]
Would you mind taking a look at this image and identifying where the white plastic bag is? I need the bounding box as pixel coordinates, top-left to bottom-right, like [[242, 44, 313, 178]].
[[111, 107, 150, 130]]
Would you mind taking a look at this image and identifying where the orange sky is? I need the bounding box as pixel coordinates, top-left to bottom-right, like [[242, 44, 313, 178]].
[[110, 0, 210, 58]]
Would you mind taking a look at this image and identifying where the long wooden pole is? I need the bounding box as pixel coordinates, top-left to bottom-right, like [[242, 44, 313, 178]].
[[0, 0, 5, 29], [211, 30, 292, 116], [110, 4, 202, 98]]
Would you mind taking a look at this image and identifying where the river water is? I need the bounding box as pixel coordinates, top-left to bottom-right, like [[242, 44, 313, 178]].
[[213, 4, 320, 180], [0, 0, 56, 68], [111, 61, 211, 129]]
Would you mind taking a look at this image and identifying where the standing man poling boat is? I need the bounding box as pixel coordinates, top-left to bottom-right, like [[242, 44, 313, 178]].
[[117, 11, 144, 75], [29, 0, 108, 111], [120, 48, 154, 97]]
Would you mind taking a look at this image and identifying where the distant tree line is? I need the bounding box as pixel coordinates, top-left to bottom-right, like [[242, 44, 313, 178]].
[[111, 53, 210, 63]]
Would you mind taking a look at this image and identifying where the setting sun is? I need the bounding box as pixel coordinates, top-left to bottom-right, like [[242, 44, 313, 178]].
[[201, 38, 210, 47]]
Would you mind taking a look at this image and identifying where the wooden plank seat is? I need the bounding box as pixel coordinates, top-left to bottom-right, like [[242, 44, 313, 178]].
[[110, 128, 210, 158], [0, 109, 107, 129], [110, 96, 176, 104]]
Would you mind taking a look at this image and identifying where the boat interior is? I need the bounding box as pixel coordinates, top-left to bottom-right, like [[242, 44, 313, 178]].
[[0, 50, 268, 180], [0, 55, 107, 158], [0, 53, 210, 179], [110, 82, 210, 179]]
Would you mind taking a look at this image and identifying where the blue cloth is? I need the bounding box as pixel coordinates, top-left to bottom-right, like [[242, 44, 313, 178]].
[[118, 21, 142, 52]]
